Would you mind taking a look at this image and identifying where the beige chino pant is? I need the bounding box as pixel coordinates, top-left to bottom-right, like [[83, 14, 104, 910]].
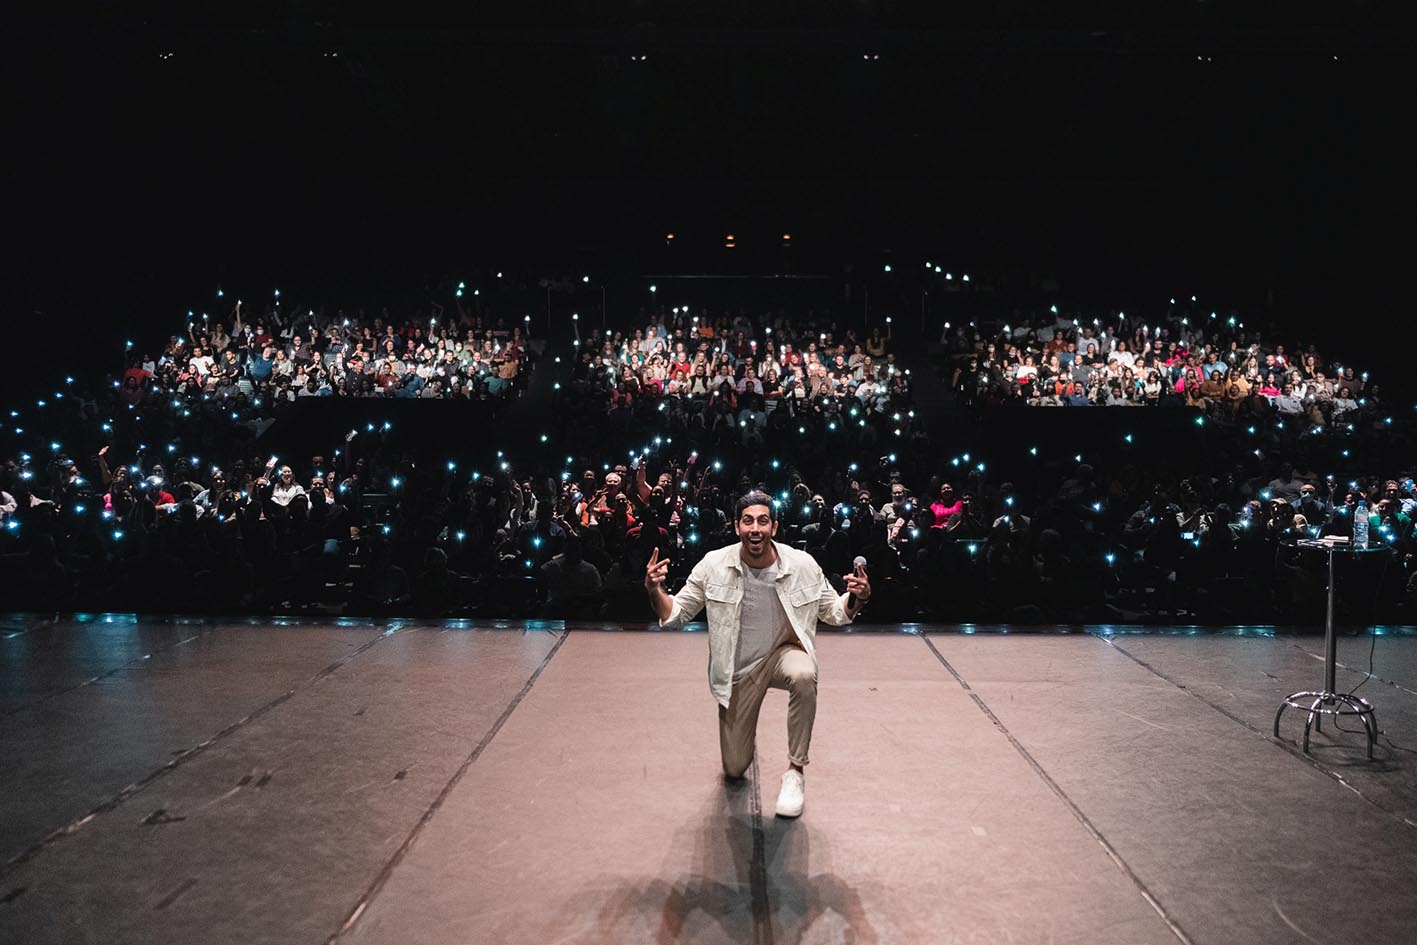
[[718, 643, 817, 777]]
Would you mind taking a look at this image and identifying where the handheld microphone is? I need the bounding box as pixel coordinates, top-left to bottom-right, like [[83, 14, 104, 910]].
[[849, 556, 868, 609]]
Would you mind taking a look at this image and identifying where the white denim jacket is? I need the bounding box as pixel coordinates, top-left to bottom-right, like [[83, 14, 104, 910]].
[[659, 540, 856, 708]]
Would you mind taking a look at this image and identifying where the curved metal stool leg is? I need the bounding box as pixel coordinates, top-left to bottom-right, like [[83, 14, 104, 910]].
[[1350, 698, 1377, 760], [1303, 695, 1326, 753], [1276, 692, 1319, 746]]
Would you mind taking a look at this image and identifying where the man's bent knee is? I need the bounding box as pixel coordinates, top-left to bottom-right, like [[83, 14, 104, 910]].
[[784, 666, 817, 692], [722, 753, 753, 779]]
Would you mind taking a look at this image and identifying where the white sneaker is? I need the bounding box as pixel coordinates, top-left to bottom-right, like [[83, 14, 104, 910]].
[[775, 769, 805, 818]]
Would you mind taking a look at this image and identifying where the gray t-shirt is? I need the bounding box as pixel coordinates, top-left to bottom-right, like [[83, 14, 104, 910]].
[[734, 560, 794, 680]]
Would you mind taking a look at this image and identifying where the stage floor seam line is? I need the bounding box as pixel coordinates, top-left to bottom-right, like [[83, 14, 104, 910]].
[[0, 624, 408, 883], [1097, 635, 1417, 831], [921, 634, 1196, 945], [747, 752, 774, 945], [0, 617, 50, 641], [1287, 639, 1417, 700], [328, 627, 572, 943], [0, 629, 209, 723]]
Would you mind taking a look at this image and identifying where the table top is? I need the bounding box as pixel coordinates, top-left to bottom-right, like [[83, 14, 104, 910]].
[[1295, 541, 1392, 555]]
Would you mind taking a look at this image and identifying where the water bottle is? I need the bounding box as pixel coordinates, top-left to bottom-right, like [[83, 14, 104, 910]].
[[1354, 499, 1369, 549]]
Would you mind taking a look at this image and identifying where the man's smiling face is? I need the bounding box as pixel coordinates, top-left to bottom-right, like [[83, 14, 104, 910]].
[[735, 504, 778, 561]]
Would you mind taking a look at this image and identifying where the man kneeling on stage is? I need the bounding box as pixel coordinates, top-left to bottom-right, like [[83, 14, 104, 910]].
[[645, 491, 871, 818]]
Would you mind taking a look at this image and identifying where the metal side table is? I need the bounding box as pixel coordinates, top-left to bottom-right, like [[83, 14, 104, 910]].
[[1273, 542, 1387, 758]]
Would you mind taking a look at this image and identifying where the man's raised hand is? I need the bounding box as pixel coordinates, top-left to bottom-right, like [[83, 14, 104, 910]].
[[644, 547, 670, 592]]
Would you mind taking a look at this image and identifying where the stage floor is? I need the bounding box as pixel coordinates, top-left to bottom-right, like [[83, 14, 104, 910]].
[[2, 617, 1416, 945]]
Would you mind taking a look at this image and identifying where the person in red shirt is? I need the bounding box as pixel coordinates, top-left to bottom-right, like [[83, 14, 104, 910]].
[[502, 333, 524, 364], [670, 343, 692, 380], [140, 475, 177, 507], [120, 362, 153, 407]]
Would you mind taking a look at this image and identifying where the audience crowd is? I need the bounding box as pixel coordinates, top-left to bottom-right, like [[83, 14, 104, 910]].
[[556, 308, 911, 454], [945, 302, 1383, 429], [3, 284, 1415, 627], [117, 295, 534, 418]]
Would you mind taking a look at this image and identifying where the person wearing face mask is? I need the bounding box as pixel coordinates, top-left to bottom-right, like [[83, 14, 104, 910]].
[[644, 491, 870, 819], [1297, 482, 1328, 524]]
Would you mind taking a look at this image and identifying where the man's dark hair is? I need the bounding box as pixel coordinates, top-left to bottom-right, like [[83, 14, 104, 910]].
[[735, 490, 778, 522]]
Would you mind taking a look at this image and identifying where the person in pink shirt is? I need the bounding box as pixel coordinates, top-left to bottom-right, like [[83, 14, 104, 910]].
[[930, 482, 964, 530]]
